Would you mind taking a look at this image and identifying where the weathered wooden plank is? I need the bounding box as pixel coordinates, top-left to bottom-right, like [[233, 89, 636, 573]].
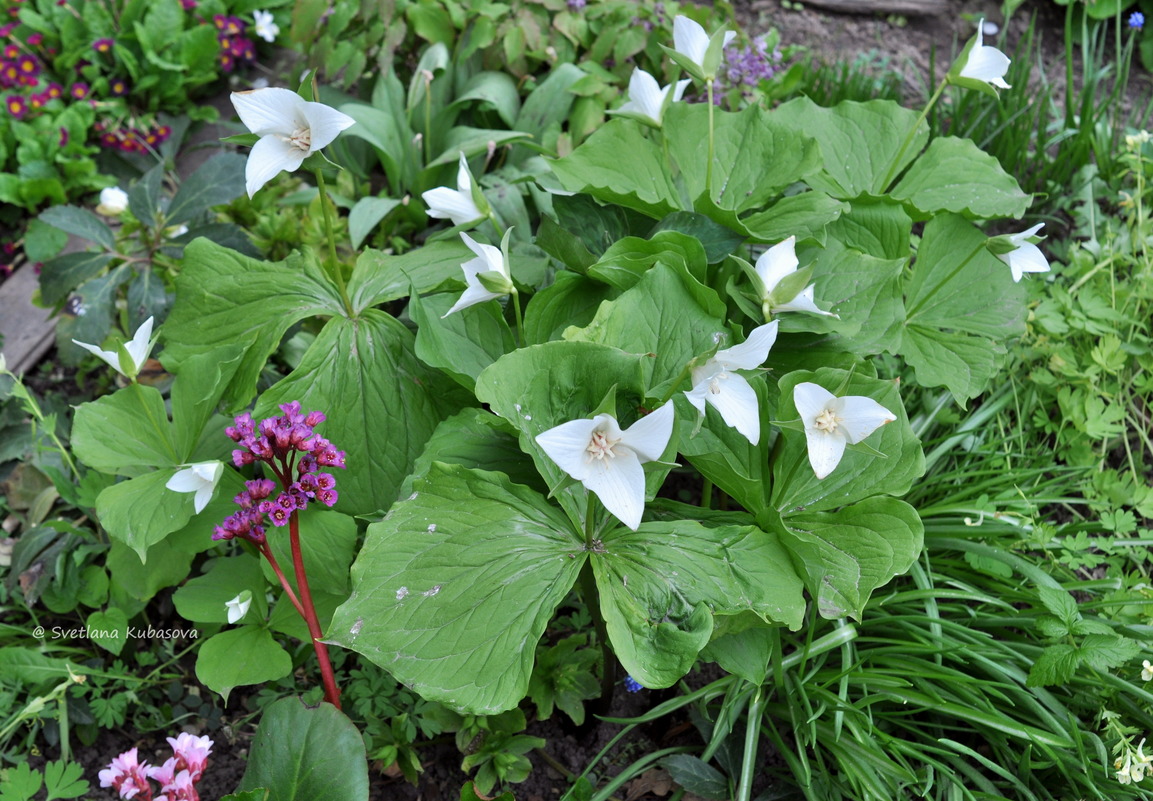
[[0, 261, 55, 375], [797, 0, 949, 14]]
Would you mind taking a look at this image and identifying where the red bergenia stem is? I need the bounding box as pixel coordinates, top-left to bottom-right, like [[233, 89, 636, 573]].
[[259, 541, 306, 619], [289, 511, 342, 709]]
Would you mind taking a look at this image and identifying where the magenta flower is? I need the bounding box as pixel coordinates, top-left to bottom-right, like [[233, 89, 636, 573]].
[[98, 748, 152, 800], [69, 81, 87, 99], [167, 733, 212, 780], [92, 37, 113, 53], [6, 94, 25, 119], [27, 32, 42, 46], [58, 126, 68, 146]]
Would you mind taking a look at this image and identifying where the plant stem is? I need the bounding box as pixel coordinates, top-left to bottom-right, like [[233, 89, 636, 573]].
[[581, 495, 616, 703], [735, 684, 765, 801], [314, 168, 354, 317], [706, 82, 716, 199], [700, 478, 713, 509], [511, 288, 524, 346], [288, 512, 342, 709], [260, 541, 306, 619], [877, 77, 947, 193]]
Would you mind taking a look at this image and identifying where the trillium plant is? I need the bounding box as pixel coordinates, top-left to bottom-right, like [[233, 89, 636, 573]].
[[70, 12, 1050, 798]]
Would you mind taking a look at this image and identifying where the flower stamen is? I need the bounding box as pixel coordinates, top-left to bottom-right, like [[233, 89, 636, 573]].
[[814, 407, 840, 433], [586, 430, 620, 461]]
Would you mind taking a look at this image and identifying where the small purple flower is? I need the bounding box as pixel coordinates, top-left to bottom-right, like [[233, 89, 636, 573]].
[[566, 0, 586, 10], [93, 37, 113, 53], [1130, 11, 1145, 29], [624, 676, 644, 693]]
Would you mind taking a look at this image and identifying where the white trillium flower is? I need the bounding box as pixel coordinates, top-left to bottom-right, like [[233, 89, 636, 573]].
[[252, 10, 279, 43], [957, 18, 1011, 89], [442, 232, 513, 317], [96, 186, 129, 216], [536, 403, 675, 531], [995, 223, 1049, 282], [166, 461, 224, 514], [672, 15, 736, 79], [684, 321, 779, 445], [230, 87, 356, 198], [422, 152, 486, 226], [225, 590, 252, 625], [72, 316, 155, 379], [755, 236, 838, 318], [793, 382, 896, 480], [616, 68, 690, 127], [1142, 659, 1153, 682]]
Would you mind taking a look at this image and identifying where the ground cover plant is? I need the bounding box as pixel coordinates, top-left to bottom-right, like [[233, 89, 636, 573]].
[[1, 1, 1152, 799]]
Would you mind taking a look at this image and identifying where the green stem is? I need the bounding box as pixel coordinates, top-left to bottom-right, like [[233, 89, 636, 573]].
[[706, 82, 716, 199], [659, 359, 696, 405], [511, 288, 524, 346], [314, 168, 354, 317], [877, 77, 948, 193], [735, 685, 765, 801], [700, 478, 713, 509], [905, 239, 986, 320], [581, 494, 616, 703]]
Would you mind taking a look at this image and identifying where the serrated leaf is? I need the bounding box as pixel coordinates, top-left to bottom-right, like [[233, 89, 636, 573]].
[[1079, 634, 1142, 671], [1036, 586, 1079, 625], [1026, 644, 1080, 687]]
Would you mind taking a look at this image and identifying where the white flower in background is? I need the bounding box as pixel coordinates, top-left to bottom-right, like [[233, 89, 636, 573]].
[[166, 461, 224, 514], [72, 316, 155, 379], [422, 152, 486, 226], [957, 18, 1011, 89], [1142, 660, 1153, 682], [536, 403, 675, 530], [230, 87, 356, 197], [793, 382, 896, 480], [442, 232, 514, 317], [995, 223, 1049, 282], [615, 68, 690, 127], [252, 10, 279, 43], [684, 322, 779, 445], [95, 186, 129, 216], [755, 236, 838, 318], [671, 15, 735, 80], [225, 590, 252, 625]]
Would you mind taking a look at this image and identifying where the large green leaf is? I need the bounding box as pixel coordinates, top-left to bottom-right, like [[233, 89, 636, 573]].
[[585, 231, 708, 290], [163, 241, 343, 408], [95, 469, 191, 559], [565, 262, 726, 395], [327, 463, 584, 714], [252, 310, 461, 515], [549, 119, 681, 219], [238, 697, 369, 801], [347, 239, 472, 311], [195, 627, 293, 701], [173, 555, 268, 625], [739, 192, 847, 245], [106, 539, 192, 602], [891, 136, 1031, 220], [664, 102, 820, 223], [594, 520, 805, 687], [522, 271, 612, 345], [39, 252, 114, 306], [410, 291, 515, 390], [823, 197, 912, 261], [261, 508, 358, 598], [900, 214, 1027, 404], [38, 205, 115, 249], [771, 496, 923, 620], [772, 98, 928, 198], [166, 152, 248, 226], [72, 383, 180, 474], [771, 367, 924, 514], [169, 346, 246, 459]]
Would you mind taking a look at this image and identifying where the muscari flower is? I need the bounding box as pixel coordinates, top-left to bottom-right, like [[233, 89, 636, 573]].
[[166, 461, 224, 514], [614, 67, 689, 128], [793, 382, 895, 480], [72, 316, 155, 379], [1130, 11, 1145, 30], [253, 9, 279, 42], [536, 402, 675, 531], [684, 321, 778, 445], [755, 236, 838, 319], [421, 151, 487, 227], [225, 591, 252, 624], [95, 185, 128, 215], [230, 87, 355, 197], [993, 223, 1049, 282], [442, 232, 513, 317], [954, 18, 1010, 90], [624, 676, 644, 692]]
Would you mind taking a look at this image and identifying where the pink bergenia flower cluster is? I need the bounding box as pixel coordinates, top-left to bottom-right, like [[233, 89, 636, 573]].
[[213, 402, 345, 542], [99, 734, 212, 801]]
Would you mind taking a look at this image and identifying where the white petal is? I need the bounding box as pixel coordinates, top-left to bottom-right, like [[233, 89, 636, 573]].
[[803, 427, 847, 480], [124, 316, 154, 373], [830, 395, 896, 444], [301, 100, 355, 153], [754, 236, 798, 295], [722, 31, 737, 49], [231, 87, 304, 136], [455, 151, 473, 193], [673, 15, 709, 67], [716, 321, 778, 370], [245, 134, 307, 197], [460, 232, 506, 276], [580, 448, 646, 530], [193, 485, 215, 514], [618, 402, 674, 463], [72, 340, 123, 375], [705, 372, 760, 445], [773, 285, 838, 317], [670, 79, 691, 104], [625, 68, 664, 123], [422, 186, 482, 226], [1008, 223, 1045, 245], [793, 381, 835, 429], [441, 279, 501, 317], [1003, 243, 1049, 282], [535, 417, 601, 481], [683, 376, 711, 416], [960, 44, 1011, 88], [166, 467, 203, 493]]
